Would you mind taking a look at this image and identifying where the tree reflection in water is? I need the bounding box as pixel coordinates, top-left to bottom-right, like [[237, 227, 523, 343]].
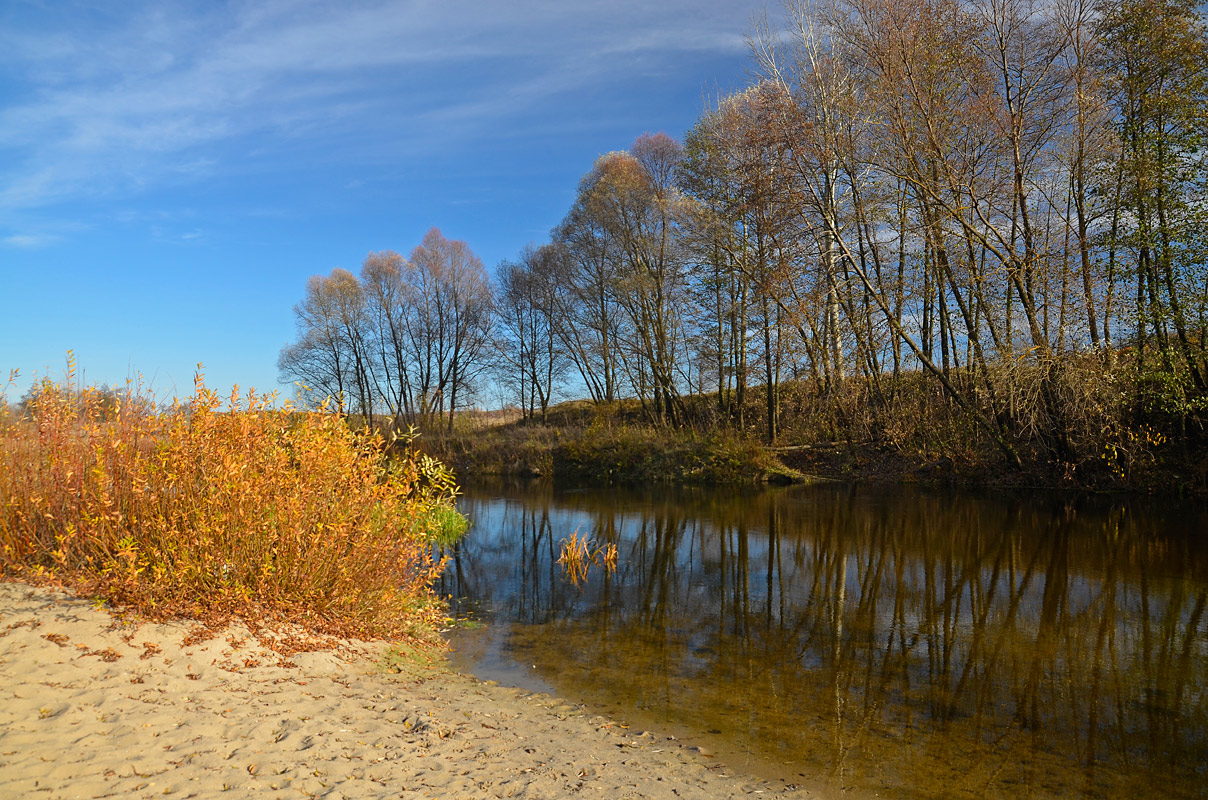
[[440, 482, 1208, 799]]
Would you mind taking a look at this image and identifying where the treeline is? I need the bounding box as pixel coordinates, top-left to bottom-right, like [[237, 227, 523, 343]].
[[278, 228, 493, 433], [280, 0, 1208, 475]]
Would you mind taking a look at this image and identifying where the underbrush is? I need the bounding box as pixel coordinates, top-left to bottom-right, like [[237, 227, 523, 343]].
[[552, 424, 800, 485], [421, 398, 801, 486], [0, 368, 465, 641], [422, 422, 561, 477], [433, 421, 797, 486]]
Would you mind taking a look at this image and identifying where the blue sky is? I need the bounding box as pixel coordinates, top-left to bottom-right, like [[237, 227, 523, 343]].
[[0, 0, 770, 405]]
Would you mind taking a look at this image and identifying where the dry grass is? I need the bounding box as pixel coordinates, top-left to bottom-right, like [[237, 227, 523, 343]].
[[0, 360, 458, 642], [556, 530, 618, 585]]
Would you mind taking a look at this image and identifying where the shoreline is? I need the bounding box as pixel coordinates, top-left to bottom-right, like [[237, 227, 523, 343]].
[[0, 581, 813, 799], [425, 426, 1206, 498]]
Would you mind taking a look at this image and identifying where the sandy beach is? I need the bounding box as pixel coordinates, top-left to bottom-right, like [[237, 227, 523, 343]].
[[0, 582, 812, 799]]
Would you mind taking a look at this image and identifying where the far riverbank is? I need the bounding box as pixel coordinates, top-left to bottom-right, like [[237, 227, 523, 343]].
[[418, 406, 1207, 495]]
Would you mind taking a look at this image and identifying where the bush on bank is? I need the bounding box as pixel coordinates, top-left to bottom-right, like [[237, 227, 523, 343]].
[[0, 371, 464, 641]]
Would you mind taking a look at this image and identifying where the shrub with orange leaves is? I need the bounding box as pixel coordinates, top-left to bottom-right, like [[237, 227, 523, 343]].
[[0, 363, 459, 642]]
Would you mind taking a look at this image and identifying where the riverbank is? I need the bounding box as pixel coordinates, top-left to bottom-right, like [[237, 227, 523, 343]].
[[0, 581, 811, 799], [426, 420, 808, 486], [419, 402, 1206, 495]]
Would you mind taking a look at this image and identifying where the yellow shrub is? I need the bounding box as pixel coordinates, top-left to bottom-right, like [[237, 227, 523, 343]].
[[0, 369, 452, 641]]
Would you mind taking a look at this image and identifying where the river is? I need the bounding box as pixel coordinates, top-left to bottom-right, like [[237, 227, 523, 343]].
[[441, 480, 1208, 798]]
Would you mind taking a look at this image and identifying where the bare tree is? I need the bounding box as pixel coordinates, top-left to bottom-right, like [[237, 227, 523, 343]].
[[680, 84, 801, 441], [280, 232, 494, 434], [278, 269, 372, 419], [361, 250, 416, 426], [554, 192, 626, 404], [567, 136, 692, 424], [407, 228, 495, 432], [496, 244, 570, 420]]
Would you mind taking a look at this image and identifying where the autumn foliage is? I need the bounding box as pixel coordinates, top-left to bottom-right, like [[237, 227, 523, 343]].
[[0, 361, 459, 641]]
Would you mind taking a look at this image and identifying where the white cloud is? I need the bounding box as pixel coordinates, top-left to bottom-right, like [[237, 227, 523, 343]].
[[0, 0, 764, 213]]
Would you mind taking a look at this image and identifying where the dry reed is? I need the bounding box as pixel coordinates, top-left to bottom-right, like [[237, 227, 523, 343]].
[[556, 529, 618, 585]]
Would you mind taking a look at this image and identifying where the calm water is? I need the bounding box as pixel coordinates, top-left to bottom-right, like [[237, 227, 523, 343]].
[[441, 481, 1208, 799]]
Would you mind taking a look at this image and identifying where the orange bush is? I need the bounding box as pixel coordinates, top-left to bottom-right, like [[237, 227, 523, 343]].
[[0, 363, 454, 641]]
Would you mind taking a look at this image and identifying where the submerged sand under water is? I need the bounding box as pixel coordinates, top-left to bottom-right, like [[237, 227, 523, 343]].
[[445, 482, 1208, 799]]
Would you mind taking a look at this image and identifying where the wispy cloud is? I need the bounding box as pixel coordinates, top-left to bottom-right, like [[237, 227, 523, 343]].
[[3, 233, 57, 248], [0, 0, 760, 215]]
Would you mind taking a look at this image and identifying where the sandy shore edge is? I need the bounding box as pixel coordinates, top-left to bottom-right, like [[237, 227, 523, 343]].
[[0, 581, 811, 799]]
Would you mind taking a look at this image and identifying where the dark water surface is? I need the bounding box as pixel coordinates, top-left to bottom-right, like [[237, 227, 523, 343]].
[[442, 481, 1208, 798]]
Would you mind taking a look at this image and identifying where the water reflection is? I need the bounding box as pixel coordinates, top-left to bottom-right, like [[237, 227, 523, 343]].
[[442, 482, 1208, 799]]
